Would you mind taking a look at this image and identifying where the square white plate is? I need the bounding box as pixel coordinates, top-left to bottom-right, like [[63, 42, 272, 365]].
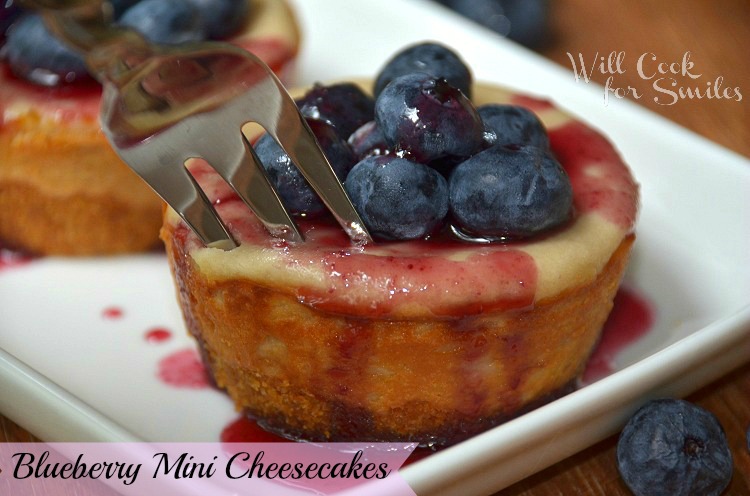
[[1, 1, 749, 494]]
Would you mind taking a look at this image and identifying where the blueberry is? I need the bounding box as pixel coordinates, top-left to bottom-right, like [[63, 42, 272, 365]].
[[118, 0, 205, 45], [1, 0, 23, 46], [449, 144, 572, 239], [617, 399, 733, 496], [375, 73, 485, 164], [255, 119, 357, 216], [441, 0, 511, 38], [1, 14, 89, 86], [426, 155, 467, 179], [344, 155, 449, 240], [374, 42, 472, 99], [347, 121, 389, 160], [439, 0, 548, 48], [500, 0, 549, 48], [296, 83, 375, 141], [108, 0, 141, 19], [185, 0, 250, 39], [478, 104, 549, 149]]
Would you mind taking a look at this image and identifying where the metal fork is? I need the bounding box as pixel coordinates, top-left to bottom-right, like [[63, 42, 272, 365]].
[[25, 0, 373, 249]]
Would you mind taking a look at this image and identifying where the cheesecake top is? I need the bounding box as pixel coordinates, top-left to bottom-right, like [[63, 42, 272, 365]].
[[167, 83, 639, 319]]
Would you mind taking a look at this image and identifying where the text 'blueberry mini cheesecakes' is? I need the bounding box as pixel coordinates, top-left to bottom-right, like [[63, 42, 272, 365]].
[[0, 0, 299, 255], [162, 43, 639, 447]]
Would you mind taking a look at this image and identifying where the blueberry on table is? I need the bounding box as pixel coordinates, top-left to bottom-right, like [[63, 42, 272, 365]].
[[478, 104, 550, 149], [448, 144, 572, 239], [374, 41, 473, 99], [255, 119, 357, 217], [296, 83, 375, 141], [344, 155, 449, 240], [185, 0, 251, 40], [375, 73, 485, 163], [1, 14, 89, 86], [118, 0, 205, 45], [616, 399, 733, 496]]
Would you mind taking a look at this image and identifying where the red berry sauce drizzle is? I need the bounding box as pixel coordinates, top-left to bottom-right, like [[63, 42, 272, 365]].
[[98, 306, 199, 387], [582, 286, 655, 384], [157, 348, 211, 389], [98, 302, 207, 388], [221, 417, 290, 444], [217, 286, 655, 461], [101, 306, 124, 320], [145, 327, 173, 343]]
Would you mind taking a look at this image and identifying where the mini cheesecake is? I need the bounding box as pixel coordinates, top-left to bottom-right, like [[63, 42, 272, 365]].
[[0, 0, 300, 256], [162, 82, 638, 447]]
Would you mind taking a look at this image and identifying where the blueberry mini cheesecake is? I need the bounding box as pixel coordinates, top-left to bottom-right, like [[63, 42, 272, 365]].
[[0, 0, 299, 255], [162, 43, 639, 446]]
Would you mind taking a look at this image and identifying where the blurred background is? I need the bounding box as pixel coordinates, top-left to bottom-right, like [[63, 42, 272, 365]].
[[434, 0, 749, 158]]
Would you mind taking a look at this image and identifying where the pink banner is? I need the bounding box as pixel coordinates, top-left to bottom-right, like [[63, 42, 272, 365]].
[[0, 442, 417, 495]]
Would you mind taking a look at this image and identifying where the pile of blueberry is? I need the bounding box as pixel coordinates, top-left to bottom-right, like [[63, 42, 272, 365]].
[[617, 399, 735, 496], [0, 0, 250, 86], [257, 42, 573, 242]]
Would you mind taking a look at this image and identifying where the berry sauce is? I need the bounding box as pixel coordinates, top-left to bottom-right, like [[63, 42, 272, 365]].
[[145, 327, 173, 343], [221, 416, 290, 443], [157, 348, 211, 389], [309, 243, 537, 316], [582, 286, 655, 384], [101, 306, 124, 320], [548, 121, 639, 230], [221, 415, 431, 466]]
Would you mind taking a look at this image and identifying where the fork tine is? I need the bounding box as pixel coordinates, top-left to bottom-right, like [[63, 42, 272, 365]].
[[126, 156, 238, 250], [261, 79, 374, 245], [201, 132, 304, 243], [193, 53, 371, 245]]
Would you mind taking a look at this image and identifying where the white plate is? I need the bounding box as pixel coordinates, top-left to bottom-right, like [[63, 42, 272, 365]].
[[1, 0, 749, 494]]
